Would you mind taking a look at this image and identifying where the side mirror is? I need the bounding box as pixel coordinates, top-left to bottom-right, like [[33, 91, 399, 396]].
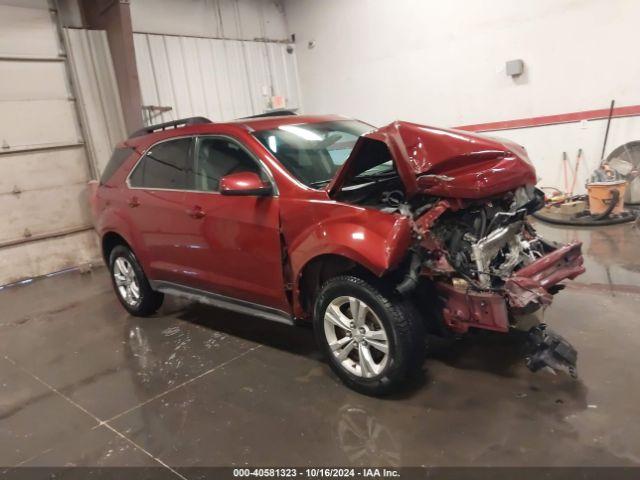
[[219, 171, 273, 196]]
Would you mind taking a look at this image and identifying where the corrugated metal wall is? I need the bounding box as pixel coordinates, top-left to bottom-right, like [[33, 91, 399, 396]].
[[0, 0, 101, 286], [133, 33, 300, 124], [64, 28, 127, 175], [130, 0, 289, 45]]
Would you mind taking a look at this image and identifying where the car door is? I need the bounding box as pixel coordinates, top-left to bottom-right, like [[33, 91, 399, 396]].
[[180, 135, 290, 312], [126, 136, 196, 285]]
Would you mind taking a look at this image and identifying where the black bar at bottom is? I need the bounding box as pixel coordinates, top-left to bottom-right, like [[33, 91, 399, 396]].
[[1, 467, 640, 480]]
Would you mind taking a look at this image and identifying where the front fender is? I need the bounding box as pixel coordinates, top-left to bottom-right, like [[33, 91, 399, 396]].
[[283, 201, 412, 316], [290, 213, 412, 278]]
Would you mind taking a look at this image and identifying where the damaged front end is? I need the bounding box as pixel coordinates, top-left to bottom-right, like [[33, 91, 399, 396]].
[[327, 120, 585, 377], [411, 185, 584, 376]]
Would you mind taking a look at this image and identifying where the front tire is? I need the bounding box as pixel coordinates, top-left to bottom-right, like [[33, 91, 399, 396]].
[[109, 245, 163, 316], [313, 275, 425, 396]]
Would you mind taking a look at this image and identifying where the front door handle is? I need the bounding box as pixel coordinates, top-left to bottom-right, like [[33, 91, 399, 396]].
[[128, 196, 140, 208], [187, 206, 205, 219]]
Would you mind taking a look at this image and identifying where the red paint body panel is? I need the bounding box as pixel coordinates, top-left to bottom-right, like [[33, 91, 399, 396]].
[[125, 189, 193, 285], [218, 171, 266, 193], [178, 192, 289, 310], [436, 283, 510, 334], [329, 121, 537, 199], [513, 241, 585, 287]]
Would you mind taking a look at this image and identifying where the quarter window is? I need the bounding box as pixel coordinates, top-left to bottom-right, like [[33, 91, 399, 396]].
[[194, 137, 265, 192], [101, 147, 134, 185], [129, 138, 193, 189]]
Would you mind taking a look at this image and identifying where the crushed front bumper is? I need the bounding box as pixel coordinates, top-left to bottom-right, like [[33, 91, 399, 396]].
[[436, 241, 585, 334]]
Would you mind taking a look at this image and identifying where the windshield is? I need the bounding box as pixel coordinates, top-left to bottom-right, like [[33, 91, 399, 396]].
[[253, 120, 373, 188]]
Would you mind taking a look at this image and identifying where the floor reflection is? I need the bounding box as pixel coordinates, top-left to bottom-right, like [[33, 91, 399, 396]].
[[335, 405, 402, 467], [534, 221, 640, 295]]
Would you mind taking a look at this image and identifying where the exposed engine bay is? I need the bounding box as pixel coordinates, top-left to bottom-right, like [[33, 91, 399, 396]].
[[343, 180, 584, 378], [429, 185, 548, 290], [343, 179, 550, 282]]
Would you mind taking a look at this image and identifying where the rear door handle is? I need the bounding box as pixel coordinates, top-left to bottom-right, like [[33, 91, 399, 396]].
[[128, 196, 140, 208], [187, 206, 205, 219]]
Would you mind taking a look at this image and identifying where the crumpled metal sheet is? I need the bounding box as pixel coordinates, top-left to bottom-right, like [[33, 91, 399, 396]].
[[505, 276, 553, 310]]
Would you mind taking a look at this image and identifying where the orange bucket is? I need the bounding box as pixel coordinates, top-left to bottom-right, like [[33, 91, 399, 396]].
[[586, 180, 626, 215]]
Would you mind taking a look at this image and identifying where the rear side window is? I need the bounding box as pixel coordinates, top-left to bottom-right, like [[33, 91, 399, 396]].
[[100, 147, 134, 184], [129, 138, 193, 190]]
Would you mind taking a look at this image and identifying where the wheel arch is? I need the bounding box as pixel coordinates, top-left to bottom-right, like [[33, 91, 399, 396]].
[[101, 231, 132, 265], [287, 213, 413, 318], [296, 253, 378, 317]]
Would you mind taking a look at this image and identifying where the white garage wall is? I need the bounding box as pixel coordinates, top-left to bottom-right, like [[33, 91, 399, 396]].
[[479, 116, 640, 194], [283, 0, 640, 192], [0, 0, 102, 286]]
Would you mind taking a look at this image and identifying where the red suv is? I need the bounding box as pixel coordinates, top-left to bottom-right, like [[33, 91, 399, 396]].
[[90, 113, 584, 395]]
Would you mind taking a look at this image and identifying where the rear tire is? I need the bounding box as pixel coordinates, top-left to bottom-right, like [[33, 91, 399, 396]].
[[313, 275, 425, 396], [109, 245, 163, 316]]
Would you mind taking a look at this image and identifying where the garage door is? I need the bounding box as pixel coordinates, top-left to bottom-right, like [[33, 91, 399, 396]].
[[0, 0, 99, 285]]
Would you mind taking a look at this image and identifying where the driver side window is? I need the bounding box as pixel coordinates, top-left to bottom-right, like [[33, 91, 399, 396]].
[[194, 137, 266, 192]]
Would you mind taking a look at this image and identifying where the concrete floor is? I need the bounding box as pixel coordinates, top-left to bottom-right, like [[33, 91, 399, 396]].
[[1, 222, 639, 472]]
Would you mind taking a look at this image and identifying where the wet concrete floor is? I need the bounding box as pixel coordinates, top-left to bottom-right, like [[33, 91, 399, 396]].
[[0, 223, 639, 472]]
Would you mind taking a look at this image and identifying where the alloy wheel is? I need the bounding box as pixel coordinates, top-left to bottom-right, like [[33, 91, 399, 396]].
[[323, 296, 390, 378], [113, 257, 141, 307]]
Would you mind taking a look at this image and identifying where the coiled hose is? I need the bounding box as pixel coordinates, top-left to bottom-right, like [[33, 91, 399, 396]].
[[532, 189, 636, 226]]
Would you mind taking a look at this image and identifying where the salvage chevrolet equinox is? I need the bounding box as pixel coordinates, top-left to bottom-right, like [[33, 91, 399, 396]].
[[90, 113, 585, 395]]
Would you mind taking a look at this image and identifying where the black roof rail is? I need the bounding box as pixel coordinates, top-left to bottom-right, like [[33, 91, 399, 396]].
[[240, 109, 298, 119], [129, 116, 212, 138]]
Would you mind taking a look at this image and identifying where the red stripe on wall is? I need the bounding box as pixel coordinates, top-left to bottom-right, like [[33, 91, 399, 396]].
[[455, 104, 640, 132]]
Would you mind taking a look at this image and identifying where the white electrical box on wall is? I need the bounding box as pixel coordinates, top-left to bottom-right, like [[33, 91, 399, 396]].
[[506, 59, 525, 77]]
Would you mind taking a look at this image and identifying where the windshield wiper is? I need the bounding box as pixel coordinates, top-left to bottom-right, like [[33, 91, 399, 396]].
[[308, 179, 332, 188], [353, 168, 397, 182], [307, 168, 396, 189]]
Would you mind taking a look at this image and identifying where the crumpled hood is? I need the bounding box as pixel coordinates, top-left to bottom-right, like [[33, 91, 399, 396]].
[[327, 121, 537, 200]]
